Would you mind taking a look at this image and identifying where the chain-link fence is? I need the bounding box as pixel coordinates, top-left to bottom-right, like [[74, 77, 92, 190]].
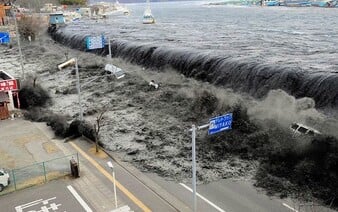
[[1, 153, 78, 194]]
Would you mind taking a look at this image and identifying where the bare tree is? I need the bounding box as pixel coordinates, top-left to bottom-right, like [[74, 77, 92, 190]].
[[25, 72, 38, 87], [93, 107, 107, 153]]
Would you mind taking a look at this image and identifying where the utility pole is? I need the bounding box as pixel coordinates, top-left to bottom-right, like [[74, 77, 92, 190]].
[[12, 6, 25, 80]]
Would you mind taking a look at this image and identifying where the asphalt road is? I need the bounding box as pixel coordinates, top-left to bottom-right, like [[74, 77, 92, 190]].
[[0, 180, 92, 212], [145, 173, 338, 212], [195, 179, 288, 212], [72, 139, 181, 212]]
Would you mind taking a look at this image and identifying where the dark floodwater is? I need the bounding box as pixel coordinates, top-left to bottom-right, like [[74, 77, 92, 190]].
[[55, 1, 338, 108]]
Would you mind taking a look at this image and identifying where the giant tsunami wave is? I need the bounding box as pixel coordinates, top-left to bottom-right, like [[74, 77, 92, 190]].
[[51, 28, 338, 109]]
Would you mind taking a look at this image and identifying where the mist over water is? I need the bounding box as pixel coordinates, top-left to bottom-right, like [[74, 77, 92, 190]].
[[53, 1, 338, 109]]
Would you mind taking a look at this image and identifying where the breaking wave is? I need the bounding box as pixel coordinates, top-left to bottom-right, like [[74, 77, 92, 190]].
[[51, 28, 338, 109]]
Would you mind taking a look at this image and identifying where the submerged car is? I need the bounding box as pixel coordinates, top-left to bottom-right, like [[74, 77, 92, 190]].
[[290, 122, 321, 136]]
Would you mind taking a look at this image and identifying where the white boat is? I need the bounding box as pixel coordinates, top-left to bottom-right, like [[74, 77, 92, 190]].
[[310, 0, 337, 7], [143, 0, 155, 24], [263, 0, 284, 6], [63, 11, 82, 23], [90, 1, 130, 18]]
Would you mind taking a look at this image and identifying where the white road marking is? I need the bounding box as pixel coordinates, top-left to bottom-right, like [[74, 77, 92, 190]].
[[180, 183, 226, 212], [15, 199, 43, 211], [15, 197, 60, 212], [67, 185, 93, 212], [282, 203, 299, 212]]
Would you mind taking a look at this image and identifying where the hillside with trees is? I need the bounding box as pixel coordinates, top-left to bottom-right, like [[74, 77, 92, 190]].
[[59, 0, 87, 5], [14, 0, 87, 7]]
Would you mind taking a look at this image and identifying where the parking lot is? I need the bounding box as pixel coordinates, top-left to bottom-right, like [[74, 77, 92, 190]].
[[0, 118, 120, 211], [0, 118, 73, 194], [0, 180, 92, 212]]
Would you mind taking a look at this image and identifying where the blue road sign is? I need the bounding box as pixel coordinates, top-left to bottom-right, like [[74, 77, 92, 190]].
[[85, 35, 105, 50], [0, 32, 10, 44], [208, 113, 233, 135]]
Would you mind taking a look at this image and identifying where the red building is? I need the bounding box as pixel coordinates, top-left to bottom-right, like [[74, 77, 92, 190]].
[[0, 70, 20, 119], [0, 3, 11, 26]]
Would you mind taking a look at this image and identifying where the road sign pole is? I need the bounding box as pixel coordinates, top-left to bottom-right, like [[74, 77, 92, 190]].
[[108, 37, 112, 59], [191, 124, 197, 212], [189, 123, 209, 212], [188, 113, 232, 212]]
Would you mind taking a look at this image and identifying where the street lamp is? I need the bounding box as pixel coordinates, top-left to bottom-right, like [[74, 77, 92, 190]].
[[74, 58, 83, 121], [58, 58, 83, 120], [107, 161, 118, 209], [58, 57, 118, 120]]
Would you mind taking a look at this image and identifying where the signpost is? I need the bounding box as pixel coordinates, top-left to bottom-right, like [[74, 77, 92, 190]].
[[106, 37, 126, 79], [108, 37, 112, 58], [189, 113, 232, 212]]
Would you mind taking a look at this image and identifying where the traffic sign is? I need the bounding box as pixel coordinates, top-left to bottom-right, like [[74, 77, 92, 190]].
[[0, 32, 10, 44], [85, 35, 105, 50], [208, 113, 233, 135]]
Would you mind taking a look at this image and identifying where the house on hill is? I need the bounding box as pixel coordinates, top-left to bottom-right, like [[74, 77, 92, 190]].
[[0, 2, 11, 26]]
